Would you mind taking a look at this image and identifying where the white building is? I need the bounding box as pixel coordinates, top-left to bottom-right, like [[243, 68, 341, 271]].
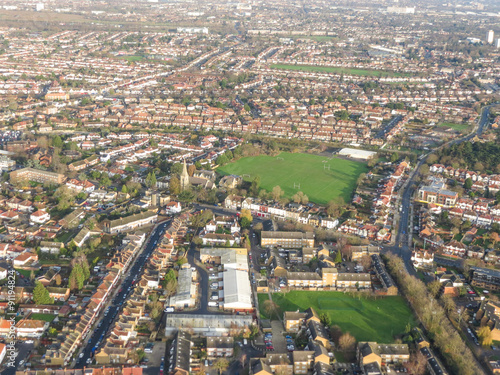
[[411, 250, 434, 268], [165, 201, 182, 214], [0, 156, 15, 171], [487, 30, 495, 44], [30, 210, 50, 225], [338, 148, 376, 160], [222, 269, 252, 311], [16, 320, 49, 338]]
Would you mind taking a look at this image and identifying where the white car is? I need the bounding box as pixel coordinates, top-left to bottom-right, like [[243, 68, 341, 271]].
[[86, 358, 92, 364], [79, 353, 84, 359]]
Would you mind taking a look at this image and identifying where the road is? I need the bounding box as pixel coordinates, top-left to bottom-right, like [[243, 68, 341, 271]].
[[74, 221, 169, 368], [385, 104, 494, 274], [0, 342, 33, 375], [375, 115, 403, 139]]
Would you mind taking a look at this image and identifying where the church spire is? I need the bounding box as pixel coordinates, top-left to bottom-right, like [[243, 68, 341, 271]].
[[180, 157, 190, 191]]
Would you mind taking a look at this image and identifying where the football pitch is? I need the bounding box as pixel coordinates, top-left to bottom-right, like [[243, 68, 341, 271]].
[[217, 152, 367, 205], [258, 291, 414, 343]]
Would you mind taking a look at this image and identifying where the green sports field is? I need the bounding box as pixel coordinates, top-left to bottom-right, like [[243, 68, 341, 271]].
[[437, 122, 470, 132], [258, 291, 414, 343], [217, 152, 367, 205], [271, 64, 409, 78]]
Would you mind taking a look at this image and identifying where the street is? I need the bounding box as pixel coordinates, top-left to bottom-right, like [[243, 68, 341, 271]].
[[75, 221, 170, 368], [384, 104, 494, 274]]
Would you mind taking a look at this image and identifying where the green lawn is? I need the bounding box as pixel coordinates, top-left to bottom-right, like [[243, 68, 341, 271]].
[[437, 122, 470, 132], [218, 152, 367, 205], [259, 291, 414, 343], [30, 313, 56, 322], [15, 269, 31, 278], [271, 64, 409, 78], [118, 55, 145, 62]]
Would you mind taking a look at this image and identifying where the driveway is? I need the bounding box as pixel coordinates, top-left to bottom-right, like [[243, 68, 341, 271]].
[[271, 321, 287, 353]]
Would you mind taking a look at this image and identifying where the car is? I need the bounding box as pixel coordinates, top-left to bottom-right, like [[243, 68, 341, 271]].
[[79, 353, 85, 359], [86, 358, 92, 364], [285, 335, 292, 339], [19, 360, 25, 366]]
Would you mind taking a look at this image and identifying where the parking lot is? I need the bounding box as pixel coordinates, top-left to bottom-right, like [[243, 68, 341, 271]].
[[143, 341, 166, 375]]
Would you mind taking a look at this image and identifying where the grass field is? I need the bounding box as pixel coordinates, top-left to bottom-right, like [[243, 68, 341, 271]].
[[437, 122, 470, 132], [217, 153, 367, 205], [118, 55, 145, 62], [30, 313, 56, 322], [271, 64, 409, 78], [258, 291, 414, 343]]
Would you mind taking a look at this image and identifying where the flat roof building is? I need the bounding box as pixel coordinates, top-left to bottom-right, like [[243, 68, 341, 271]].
[[261, 231, 315, 248], [222, 268, 252, 311], [10, 167, 65, 185], [338, 148, 377, 160]]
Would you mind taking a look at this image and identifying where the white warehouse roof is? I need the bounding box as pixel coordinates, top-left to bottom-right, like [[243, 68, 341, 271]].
[[222, 269, 252, 309], [338, 147, 377, 160]]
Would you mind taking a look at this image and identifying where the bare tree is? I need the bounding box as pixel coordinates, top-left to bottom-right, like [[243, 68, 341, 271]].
[[359, 255, 372, 271], [406, 351, 427, 375], [338, 332, 356, 352]]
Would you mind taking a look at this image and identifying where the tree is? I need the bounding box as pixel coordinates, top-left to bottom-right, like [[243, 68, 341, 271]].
[[338, 332, 356, 352], [341, 244, 353, 261], [170, 176, 181, 195], [52, 135, 63, 148], [478, 326, 493, 347], [490, 232, 500, 249], [334, 250, 342, 264], [263, 299, 279, 318], [406, 351, 427, 375], [100, 174, 111, 188], [214, 358, 229, 375], [240, 209, 253, 228], [360, 255, 372, 270], [132, 349, 146, 364], [441, 294, 457, 320], [250, 176, 261, 196], [427, 280, 442, 298], [271, 185, 283, 201], [464, 178, 473, 190], [319, 313, 331, 327], [187, 164, 196, 176], [69, 274, 77, 290], [330, 325, 343, 344], [176, 258, 187, 267], [69, 264, 85, 290], [29, 270, 35, 281], [145, 172, 157, 188], [33, 281, 54, 304], [326, 197, 345, 217]]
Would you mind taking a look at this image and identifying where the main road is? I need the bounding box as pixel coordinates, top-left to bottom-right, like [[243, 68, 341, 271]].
[[74, 221, 170, 368], [386, 104, 494, 273]]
